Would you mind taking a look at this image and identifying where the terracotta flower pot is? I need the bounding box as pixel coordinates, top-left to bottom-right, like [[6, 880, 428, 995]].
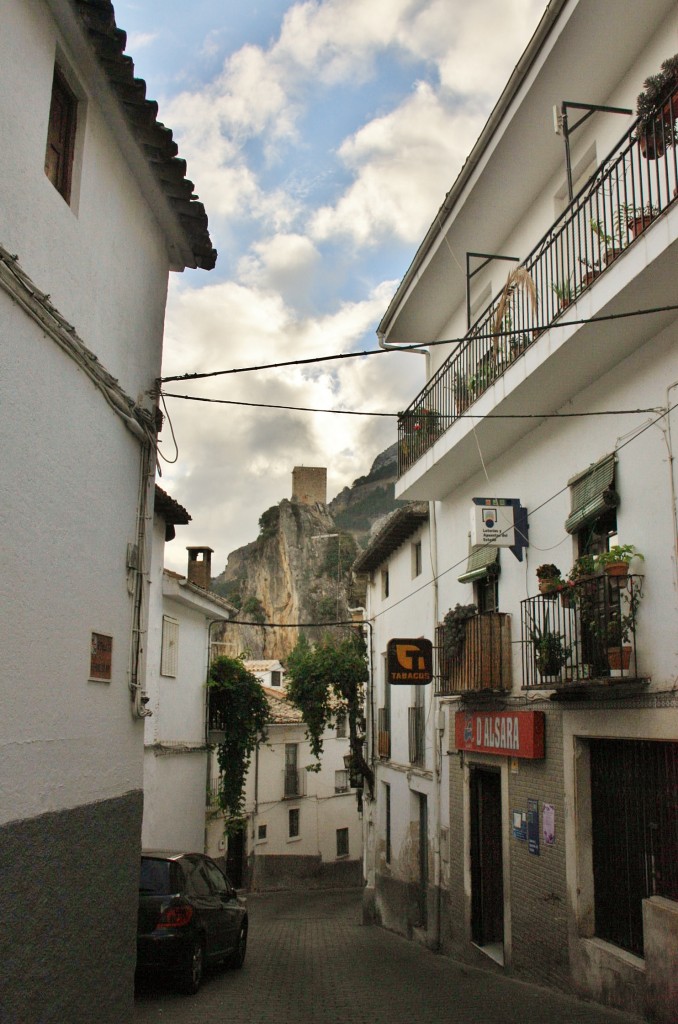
[[639, 127, 666, 160], [607, 646, 632, 671], [603, 561, 629, 577]]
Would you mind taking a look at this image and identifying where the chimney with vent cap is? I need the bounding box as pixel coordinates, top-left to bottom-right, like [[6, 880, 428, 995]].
[[186, 546, 213, 589]]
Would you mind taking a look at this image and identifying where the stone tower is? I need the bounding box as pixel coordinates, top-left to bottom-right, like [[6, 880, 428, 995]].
[[292, 466, 327, 506]]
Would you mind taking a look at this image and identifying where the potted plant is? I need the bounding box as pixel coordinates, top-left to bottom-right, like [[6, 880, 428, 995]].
[[595, 544, 644, 577], [590, 218, 624, 266], [442, 603, 478, 664], [552, 278, 574, 310], [536, 563, 563, 596], [530, 617, 570, 679], [636, 54, 678, 159], [616, 202, 660, 241], [605, 581, 643, 673]]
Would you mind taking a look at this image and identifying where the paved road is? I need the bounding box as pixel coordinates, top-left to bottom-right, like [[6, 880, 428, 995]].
[[133, 888, 641, 1024]]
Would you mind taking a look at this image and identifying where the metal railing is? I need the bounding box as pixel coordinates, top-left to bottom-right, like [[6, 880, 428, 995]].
[[408, 705, 425, 766], [377, 706, 391, 758], [398, 99, 678, 475], [435, 612, 512, 694], [283, 767, 304, 798], [520, 573, 643, 689], [207, 776, 221, 809]]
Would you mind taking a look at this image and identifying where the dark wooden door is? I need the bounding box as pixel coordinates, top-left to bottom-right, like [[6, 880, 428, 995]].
[[470, 768, 504, 946]]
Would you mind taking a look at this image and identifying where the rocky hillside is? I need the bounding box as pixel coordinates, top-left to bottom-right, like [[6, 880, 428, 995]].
[[211, 444, 404, 660]]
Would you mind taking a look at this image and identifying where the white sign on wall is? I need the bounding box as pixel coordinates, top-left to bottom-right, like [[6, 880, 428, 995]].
[[470, 498, 516, 547]]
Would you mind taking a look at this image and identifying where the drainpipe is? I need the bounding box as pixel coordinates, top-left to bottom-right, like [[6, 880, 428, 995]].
[[130, 439, 154, 719]]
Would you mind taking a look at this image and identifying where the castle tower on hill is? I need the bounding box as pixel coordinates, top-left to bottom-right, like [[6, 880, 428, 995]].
[[292, 466, 327, 506]]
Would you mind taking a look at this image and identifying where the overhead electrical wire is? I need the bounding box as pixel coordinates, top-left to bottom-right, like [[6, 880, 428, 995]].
[[158, 302, 678, 383], [159, 391, 660, 421], [209, 400, 677, 630]]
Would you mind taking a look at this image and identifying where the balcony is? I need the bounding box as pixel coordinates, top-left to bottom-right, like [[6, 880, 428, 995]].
[[283, 767, 305, 799], [377, 707, 391, 758], [435, 612, 512, 695], [520, 573, 644, 693], [398, 102, 678, 480], [408, 705, 425, 766]]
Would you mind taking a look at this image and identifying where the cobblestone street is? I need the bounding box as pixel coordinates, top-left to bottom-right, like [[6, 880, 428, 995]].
[[133, 888, 642, 1024]]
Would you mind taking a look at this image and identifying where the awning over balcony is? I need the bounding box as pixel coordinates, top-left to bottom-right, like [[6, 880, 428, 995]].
[[565, 453, 618, 534], [458, 545, 500, 584]]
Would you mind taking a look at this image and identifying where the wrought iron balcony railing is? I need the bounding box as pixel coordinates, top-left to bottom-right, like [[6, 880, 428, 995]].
[[408, 705, 425, 766], [283, 767, 304, 798], [399, 99, 678, 476], [377, 706, 391, 758], [520, 573, 643, 690], [435, 612, 512, 695]]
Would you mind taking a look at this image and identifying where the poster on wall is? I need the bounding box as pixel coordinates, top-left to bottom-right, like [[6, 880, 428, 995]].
[[512, 810, 527, 841], [527, 798, 540, 856], [543, 803, 555, 845]]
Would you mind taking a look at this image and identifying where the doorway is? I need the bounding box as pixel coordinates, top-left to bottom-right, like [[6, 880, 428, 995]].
[[470, 767, 504, 955]]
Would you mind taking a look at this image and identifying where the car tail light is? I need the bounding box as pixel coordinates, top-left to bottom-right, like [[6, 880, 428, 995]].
[[157, 904, 193, 929]]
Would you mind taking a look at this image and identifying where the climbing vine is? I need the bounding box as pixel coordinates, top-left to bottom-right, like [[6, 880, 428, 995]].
[[208, 655, 271, 834], [286, 630, 373, 796]]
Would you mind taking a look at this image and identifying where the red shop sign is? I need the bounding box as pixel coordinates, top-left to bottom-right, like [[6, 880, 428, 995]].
[[454, 710, 544, 759]]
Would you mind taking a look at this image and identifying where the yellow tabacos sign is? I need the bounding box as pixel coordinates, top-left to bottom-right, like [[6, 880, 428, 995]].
[[387, 638, 433, 685]]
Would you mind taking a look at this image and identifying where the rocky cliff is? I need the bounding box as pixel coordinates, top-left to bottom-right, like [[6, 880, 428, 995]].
[[211, 444, 404, 660]]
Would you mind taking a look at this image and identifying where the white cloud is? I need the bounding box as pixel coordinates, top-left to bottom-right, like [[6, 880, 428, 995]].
[[159, 275, 412, 573], [126, 30, 159, 51]]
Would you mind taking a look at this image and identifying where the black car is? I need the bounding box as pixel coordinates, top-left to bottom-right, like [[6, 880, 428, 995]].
[[136, 851, 248, 994]]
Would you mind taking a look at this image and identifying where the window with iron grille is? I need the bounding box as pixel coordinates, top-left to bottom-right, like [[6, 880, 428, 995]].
[[335, 713, 347, 737], [336, 827, 349, 858], [270, 670, 281, 687], [384, 783, 391, 864], [257, 824, 267, 841], [412, 540, 422, 578], [590, 739, 678, 958], [288, 808, 300, 838], [44, 66, 77, 203], [284, 743, 299, 797], [160, 616, 179, 677], [335, 769, 349, 793], [408, 704, 425, 766]]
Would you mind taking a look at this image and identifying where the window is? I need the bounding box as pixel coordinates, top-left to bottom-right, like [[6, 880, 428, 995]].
[[335, 713, 347, 738], [44, 65, 77, 203], [160, 616, 179, 677], [257, 824, 267, 841], [475, 575, 498, 613], [384, 783, 391, 864], [270, 670, 281, 687], [381, 568, 389, 599], [412, 540, 422, 578], [284, 743, 299, 797], [335, 770, 349, 793], [565, 453, 618, 545], [336, 827, 349, 858], [288, 808, 300, 838]]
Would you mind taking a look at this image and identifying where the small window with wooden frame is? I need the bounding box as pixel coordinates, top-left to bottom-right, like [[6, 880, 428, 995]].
[[44, 65, 77, 203]]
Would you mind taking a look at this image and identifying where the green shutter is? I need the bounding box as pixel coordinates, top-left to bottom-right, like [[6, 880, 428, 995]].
[[458, 545, 500, 584], [565, 454, 618, 534]]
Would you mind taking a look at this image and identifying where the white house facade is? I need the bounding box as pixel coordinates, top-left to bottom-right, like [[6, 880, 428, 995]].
[[0, 2, 215, 1019], [363, 1, 678, 1020], [143, 495, 233, 854], [206, 687, 363, 891]]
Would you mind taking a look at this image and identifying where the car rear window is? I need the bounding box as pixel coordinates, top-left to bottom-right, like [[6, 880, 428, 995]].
[[140, 858, 174, 895]]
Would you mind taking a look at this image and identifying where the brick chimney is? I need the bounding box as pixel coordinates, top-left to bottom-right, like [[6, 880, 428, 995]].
[[186, 546, 213, 589]]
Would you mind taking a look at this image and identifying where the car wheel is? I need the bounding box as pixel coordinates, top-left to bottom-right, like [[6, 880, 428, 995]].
[[178, 938, 204, 994], [229, 922, 248, 969]]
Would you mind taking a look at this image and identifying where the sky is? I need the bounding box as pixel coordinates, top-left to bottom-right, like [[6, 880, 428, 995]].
[[117, 0, 547, 576]]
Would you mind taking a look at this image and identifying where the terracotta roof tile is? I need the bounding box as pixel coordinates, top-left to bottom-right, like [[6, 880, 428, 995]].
[[71, 0, 217, 270]]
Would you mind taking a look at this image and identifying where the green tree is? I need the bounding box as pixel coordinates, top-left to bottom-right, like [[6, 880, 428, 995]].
[[286, 631, 373, 795], [208, 655, 271, 834]]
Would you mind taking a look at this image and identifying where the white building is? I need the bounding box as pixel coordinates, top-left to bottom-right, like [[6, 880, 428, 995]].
[[245, 659, 286, 690], [206, 685, 363, 890], [0, 2, 215, 1019], [363, 1, 678, 1020], [143, 494, 233, 853]]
